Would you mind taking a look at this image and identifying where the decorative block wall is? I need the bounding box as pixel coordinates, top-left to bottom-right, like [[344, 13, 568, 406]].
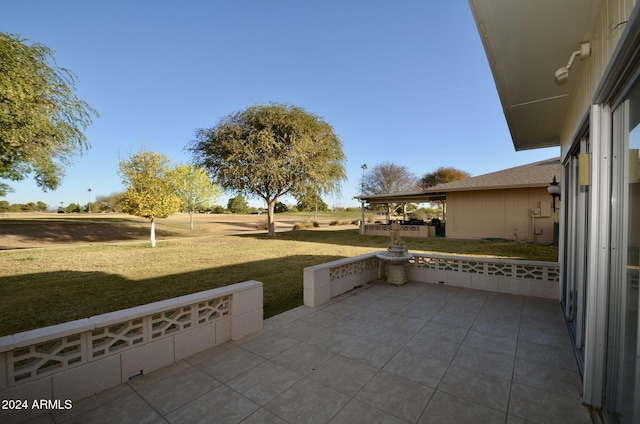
[[304, 252, 559, 307], [0, 280, 263, 424]]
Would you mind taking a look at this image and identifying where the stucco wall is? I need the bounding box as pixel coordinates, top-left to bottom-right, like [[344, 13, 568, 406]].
[[445, 187, 558, 243]]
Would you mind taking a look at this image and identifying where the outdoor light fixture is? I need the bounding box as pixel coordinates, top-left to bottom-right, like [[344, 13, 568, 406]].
[[555, 42, 591, 81], [548, 176, 561, 212]]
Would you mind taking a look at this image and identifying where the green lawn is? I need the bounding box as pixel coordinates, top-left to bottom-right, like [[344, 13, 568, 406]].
[[0, 226, 557, 336]]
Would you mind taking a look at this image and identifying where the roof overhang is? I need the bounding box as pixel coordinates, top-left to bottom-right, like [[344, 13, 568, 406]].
[[468, 0, 601, 150], [354, 192, 445, 204], [354, 183, 547, 205]]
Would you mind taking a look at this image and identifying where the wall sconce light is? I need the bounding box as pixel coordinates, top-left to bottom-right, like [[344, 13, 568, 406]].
[[548, 176, 561, 212], [555, 42, 591, 81]]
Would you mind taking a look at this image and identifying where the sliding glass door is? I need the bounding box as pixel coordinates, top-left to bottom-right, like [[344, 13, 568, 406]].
[[562, 140, 589, 373], [605, 82, 640, 424]]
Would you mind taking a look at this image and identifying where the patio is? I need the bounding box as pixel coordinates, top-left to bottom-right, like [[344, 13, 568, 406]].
[[30, 280, 591, 424]]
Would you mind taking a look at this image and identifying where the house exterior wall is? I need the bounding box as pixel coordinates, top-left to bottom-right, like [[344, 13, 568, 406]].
[[543, 0, 639, 418], [445, 187, 557, 244], [560, 0, 637, 160]]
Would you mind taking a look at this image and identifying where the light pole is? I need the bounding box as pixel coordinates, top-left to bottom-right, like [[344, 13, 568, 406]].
[[360, 163, 367, 235]]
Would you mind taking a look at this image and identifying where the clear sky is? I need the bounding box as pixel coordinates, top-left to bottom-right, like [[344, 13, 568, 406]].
[[1, 0, 558, 209]]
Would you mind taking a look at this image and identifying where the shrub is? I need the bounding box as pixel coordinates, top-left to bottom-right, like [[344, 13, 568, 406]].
[[209, 205, 226, 214], [329, 220, 351, 226], [255, 218, 268, 230], [274, 202, 289, 213], [293, 221, 319, 230], [228, 195, 249, 214]]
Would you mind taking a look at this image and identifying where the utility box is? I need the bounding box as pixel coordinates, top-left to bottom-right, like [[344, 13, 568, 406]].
[[540, 201, 551, 217]]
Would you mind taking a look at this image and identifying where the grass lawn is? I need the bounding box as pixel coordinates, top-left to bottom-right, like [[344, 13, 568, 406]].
[[0, 216, 558, 336]]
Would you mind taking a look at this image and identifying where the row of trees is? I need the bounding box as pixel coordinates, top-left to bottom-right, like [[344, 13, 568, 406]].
[[227, 189, 330, 215], [0, 200, 48, 212], [117, 145, 337, 246], [361, 162, 470, 197], [0, 192, 331, 215], [118, 151, 221, 246], [361, 162, 470, 220]]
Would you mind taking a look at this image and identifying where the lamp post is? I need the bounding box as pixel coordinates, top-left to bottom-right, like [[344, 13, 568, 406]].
[[360, 163, 367, 235], [547, 176, 561, 213]]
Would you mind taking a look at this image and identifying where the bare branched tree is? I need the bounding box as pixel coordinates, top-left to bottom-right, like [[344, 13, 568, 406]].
[[363, 162, 420, 221]]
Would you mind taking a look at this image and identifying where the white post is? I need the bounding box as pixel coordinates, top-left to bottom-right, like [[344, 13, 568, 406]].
[[150, 219, 156, 248], [360, 200, 366, 235]]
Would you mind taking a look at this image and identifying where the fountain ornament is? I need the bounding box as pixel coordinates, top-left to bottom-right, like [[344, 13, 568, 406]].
[[375, 221, 413, 285]]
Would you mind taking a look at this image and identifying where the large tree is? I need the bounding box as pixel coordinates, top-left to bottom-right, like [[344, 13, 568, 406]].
[[363, 162, 420, 193], [363, 162, 420, 221], [420, 167, 470, 188], [118, 149, 181, 247], [420, 166, 470, 220], [296, 186, 329, 215], [0, 33, 98, 191], [227, 195, 249, 214], [189, 103, 346, 236], [168, 164, 221, 230]]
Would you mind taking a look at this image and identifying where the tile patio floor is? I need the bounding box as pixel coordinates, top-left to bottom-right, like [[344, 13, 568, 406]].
[[31, 281, 592, 424]]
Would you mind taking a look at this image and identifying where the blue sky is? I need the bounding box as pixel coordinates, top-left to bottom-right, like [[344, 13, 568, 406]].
[[1, 0, 558, 209]]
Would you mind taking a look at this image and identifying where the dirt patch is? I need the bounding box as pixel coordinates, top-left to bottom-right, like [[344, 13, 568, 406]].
[[0, 221, 180, 250]]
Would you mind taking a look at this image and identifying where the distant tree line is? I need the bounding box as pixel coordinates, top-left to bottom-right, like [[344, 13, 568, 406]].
[[0, 193, 338, 215], [0, 200, 48, 212]]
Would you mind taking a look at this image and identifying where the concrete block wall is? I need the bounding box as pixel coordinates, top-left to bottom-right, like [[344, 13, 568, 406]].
[[305, 252, 560, 308], [304, 253, 381, 307], [0, 281, 263, 424]]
